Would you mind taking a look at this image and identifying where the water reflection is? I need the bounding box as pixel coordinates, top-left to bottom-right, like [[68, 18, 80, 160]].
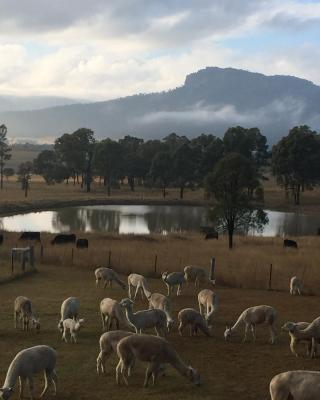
[[0, 205, 319, 236]]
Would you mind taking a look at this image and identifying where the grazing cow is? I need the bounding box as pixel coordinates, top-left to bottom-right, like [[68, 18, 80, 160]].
[[283, 239, 298, 249], [19, 231, 41, 242], [76, 238, 89, 249], [0, 234, 3, 245], [51, 234, 76, 245]]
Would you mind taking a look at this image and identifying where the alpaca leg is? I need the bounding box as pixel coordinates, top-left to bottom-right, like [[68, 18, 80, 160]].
[[290, 338, 299, 357], [133, 286, 139, 301], [27, 376, 35, 400], [270, 325, 276, 344], [144, 362, 157, 388], [51, 370, 58, 395], [19, 376, 26, 399], [101, 313, 105, 331], [14, 311, 17, 329], [198, 300, 202, 315], [128, 283, 132, 299], [178, 322, 184, 336], [243, 324, 249, 343], [166, 283, 170, 296], [40, 371, 49, 398], [140, 287, 144, 301], [250, 325, 256, 343]]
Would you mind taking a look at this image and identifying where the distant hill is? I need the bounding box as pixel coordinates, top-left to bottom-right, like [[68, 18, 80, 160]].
[[1, 67, 320, 144]]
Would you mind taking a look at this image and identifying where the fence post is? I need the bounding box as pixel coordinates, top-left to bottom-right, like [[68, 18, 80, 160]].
[[154, 254, 158, 275], [268, 264, 273, 290], [11, 250, 14, 275], [210, 257, 215, 281], [71, 248, 74, 265], [30, 246, 34, 269], [108, 251, 112, 267], [40, 245, 44, 263]]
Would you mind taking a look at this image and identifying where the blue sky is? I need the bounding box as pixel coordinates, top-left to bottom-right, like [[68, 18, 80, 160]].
[[0, 0, 320, 100]]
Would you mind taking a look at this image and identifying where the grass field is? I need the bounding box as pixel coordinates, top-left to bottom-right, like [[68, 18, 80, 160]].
[[0, 261, 320, 400]]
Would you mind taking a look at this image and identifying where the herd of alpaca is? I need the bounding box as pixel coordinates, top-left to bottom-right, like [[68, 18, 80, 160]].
[[0, 266, 317, 400]]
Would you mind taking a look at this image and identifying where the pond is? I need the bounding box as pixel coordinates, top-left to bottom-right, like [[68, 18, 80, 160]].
[[0, 205, 319, 237]]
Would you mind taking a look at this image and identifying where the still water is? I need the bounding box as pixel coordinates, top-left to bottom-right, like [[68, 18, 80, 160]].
[[0, 205, 319, 236]]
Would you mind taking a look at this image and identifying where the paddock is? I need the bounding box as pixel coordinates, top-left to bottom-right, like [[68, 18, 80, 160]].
[[0, 262, 318, 400]]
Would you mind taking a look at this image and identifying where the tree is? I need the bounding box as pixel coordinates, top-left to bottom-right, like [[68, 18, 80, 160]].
[[172, 143, 196, 199], [205, 153, 268, 249], [119, 135, 144, 191], [94, 139, 123, 196], [33, 150, 69, 184], [149, 151, 172, 198], [0, 124, 12, 189], [272, 126, 320, 205], [3, 167, 14, 181], [223, 126, 268, 167], [17, 162, 33, 198]]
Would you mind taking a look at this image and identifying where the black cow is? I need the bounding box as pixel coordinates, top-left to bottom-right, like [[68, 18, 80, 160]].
[[205, 232, 219, 240], [51, 234, 76, 245], [19, 231, 41, 241], [0, 234, 3, 245], [283, 239, 298, 249], [76, 238, 89, 249]]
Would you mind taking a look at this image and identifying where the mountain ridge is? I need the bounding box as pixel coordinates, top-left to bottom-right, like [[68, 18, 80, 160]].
[[0, 67, 319, 144]]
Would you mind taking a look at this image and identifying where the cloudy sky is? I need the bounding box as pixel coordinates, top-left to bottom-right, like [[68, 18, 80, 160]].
[[0, 0, 320, 101]]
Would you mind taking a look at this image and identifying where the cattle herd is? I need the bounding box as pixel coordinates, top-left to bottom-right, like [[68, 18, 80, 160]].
[[0, 232, 318, 400]]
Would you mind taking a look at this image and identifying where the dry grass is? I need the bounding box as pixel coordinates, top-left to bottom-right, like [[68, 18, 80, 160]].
[[0, 262, 320, 400], [1, 232, 320, 294]]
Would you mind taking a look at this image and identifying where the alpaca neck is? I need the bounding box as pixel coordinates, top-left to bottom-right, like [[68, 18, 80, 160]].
[[231, 314, 244, 332], [4, 361, 19, 389], [168, 351, 190, 378], [124, 307, 136, 326]]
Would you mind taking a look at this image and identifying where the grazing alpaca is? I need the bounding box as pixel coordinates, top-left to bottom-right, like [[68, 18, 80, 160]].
[[149, 293, 174, 331], [290, 276, 302, 295], [96, 330, 134, 374], [99, 298, 134, 332], [184, 266, 215, 288], [14, 296, 40, 333], [281, 321, 316, 357], [178, 308, 212, 337], [224, 305, 277, 344], [120, 298, 167, 337], [270, 370, 320, 400], [128, 274, 151, 301], [198, 289, 218, 327], [282, 316, 320, 358], [0, 345, 57, 400], [116, 334, 201, 387], [58, 297, 79, 332], [95, 267, 126, 290], [161, 271, 185, 296]]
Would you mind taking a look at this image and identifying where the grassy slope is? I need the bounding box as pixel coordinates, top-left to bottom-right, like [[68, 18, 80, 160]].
[[0, 261, 319, 400]]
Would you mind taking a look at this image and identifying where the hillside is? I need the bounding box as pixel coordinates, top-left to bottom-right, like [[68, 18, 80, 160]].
[[1, 67, 320, 144]]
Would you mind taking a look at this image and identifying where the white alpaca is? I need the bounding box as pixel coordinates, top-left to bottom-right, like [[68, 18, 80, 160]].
[[184, 265, 215, 288], [96, 330, 134, 374], [116, 334, 201, 387], [58, 297, 79, 332], [270, 370, 320, 400], [62, 318, 85, 343], [281, 321, 315, 357], [128, 274, 151, 300], [0, 345, 57, 400], [198, 289, 218, 327], [148, 293, 174, 331], [161, 271, 185, 296], [99, 298, 134, 332], [178, 308, 212, 337], [282, 316, 320, 358], [95, 267, 126, 290], [14, 296, 40, 333], [224, 305, 277, 344], [120, 298, 167, 336], [290, 276, 302, 295]]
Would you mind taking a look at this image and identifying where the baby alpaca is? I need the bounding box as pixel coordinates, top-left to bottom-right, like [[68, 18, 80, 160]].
[[62, 318, 85, 343], [178, 308, 212, 337], [14, 296, 40, 333], [290, 276, 302, 295]]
